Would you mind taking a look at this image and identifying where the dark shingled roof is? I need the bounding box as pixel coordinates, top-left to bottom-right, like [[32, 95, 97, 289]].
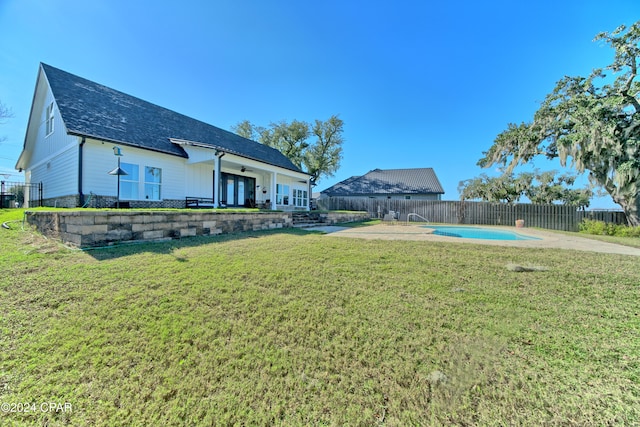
[[41, 63, 303, 173], [321, 168, 444, 196]]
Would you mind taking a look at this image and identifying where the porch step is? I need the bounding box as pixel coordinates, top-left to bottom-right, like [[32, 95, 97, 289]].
[[293, 222, 323, 228], [291, 212, 324, 227]]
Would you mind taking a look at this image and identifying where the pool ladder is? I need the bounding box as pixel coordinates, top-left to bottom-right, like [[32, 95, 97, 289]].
[[406, 213, 430, 225]]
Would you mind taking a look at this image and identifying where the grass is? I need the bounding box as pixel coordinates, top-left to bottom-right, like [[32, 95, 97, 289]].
[[1, 209, 639, 426]]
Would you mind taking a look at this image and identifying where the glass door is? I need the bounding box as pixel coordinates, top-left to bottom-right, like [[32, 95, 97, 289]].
[[226, 176, 235, 205], [238, 180, 245, 206], [221, 173, 255, 207]]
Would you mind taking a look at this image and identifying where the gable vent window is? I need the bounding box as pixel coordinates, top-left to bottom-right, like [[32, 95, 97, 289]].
[[45, 102, 54, 136]]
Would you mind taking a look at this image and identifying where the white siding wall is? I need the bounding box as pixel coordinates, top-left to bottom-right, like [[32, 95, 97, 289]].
[[30, 146, 79, 199], [83, 141, 187, 200], [29, 88, 76, 163], [26, 85, 80, 199], [185, 162, 213, 198]]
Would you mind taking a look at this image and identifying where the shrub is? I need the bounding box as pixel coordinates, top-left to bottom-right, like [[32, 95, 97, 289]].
[[579, 219, 640, 237], [579, 219, 608, 235]]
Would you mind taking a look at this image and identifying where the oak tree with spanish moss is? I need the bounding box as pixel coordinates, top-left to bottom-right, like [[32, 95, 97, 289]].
[[478, 22, 640, 226]]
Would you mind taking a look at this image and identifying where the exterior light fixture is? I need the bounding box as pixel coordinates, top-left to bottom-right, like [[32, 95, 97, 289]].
[[108, 146, 127, 208]]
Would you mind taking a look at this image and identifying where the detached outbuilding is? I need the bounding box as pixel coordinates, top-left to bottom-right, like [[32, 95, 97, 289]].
[[320, 168, 444, 200], [16, 63, 311, 210]]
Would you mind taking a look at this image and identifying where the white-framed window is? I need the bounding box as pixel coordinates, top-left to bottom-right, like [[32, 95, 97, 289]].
[[144, 166, 162, 200], [120, 163, 139, 200], [45, 102, 55, 136], [276, 184, 289, 205], [293, 188, 308, 207]]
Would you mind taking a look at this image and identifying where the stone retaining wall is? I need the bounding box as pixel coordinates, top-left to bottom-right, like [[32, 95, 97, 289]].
[[26, 211, 292, 248], [320, 211, 369, 225], [25, 210, 368, 248]]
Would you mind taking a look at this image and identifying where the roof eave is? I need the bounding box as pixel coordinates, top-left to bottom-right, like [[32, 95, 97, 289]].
[[16, 65, 47, 171], [171, 138, 309, 176], [70, 131, 188, 158]]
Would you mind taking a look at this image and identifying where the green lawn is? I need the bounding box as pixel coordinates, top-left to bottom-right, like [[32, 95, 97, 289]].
[[1, 209, 639, 426]]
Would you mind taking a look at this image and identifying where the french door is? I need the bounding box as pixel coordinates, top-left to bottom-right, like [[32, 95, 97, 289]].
[[221, 173, 255, 207]]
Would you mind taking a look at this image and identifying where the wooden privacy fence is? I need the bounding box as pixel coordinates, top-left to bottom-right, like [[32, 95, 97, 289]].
[[316, 197, 627, 231]]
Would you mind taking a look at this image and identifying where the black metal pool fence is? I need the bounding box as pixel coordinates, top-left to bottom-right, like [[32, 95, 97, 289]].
[[0, 181, 42, 208]]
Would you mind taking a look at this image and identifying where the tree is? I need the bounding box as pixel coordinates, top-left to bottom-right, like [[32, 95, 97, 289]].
[[458, 173, 529, 204], [262, 119, 310, 169], [305, 116, 344, 184], [458, 170, 592, 209], [523, 171, 592, 208], [232, 120, 265, 142], [478, 22, 640, 226], [232, 115, 344, 185]]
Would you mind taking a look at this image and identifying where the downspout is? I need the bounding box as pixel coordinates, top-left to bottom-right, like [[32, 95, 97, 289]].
[[78, 137, 85, 207]]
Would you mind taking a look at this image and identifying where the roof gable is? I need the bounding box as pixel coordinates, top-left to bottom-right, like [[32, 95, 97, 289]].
[[322, 168, 444, 196], [40, 63, 302, 173]]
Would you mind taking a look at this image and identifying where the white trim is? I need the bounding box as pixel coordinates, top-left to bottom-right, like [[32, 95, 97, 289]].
[[214, 153, 222, 208], [170, 137, 309, 179], [271, 172, 277, 210]]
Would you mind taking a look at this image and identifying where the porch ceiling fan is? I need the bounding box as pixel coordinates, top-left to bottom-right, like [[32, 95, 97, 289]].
[[240, 166, 254, 173]]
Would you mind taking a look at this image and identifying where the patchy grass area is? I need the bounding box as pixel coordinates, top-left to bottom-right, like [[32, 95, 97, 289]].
[[1, 209, 639, 426]]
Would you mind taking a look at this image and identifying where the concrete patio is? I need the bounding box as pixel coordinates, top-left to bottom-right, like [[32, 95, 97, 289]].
[[307, 224, 640, 256]]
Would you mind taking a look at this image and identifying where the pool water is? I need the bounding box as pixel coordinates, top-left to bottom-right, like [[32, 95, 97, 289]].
[[423, 225, 540, 241]]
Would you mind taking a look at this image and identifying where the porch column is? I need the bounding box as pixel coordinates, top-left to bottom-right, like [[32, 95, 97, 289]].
[[213, 151, 224, 208], [271, 171, 277, 210]]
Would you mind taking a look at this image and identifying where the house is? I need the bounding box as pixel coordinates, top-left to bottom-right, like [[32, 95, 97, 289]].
[[15, 63, 311, 210], [320, 168, 444, 200]]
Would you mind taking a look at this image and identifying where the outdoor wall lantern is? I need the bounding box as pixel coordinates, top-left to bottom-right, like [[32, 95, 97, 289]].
[[108, 146, 128, 208]]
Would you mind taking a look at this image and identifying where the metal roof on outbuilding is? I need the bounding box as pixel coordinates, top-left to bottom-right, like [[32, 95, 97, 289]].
[[321, 168, 444, 196]]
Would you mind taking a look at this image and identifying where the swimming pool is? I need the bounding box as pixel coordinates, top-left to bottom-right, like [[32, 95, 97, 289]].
[[423, 225, 541, 241]]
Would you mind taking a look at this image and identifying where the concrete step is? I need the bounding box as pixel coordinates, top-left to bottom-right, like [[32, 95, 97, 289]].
[[292, 222, 324, 228], [292, 212, 325, 227]]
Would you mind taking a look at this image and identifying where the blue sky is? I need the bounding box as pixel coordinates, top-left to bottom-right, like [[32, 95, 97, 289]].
[[1, 0, 638, 208]]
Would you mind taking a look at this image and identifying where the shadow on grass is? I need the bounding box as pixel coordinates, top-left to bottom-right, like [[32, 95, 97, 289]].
[[83, 227, 328, 261]]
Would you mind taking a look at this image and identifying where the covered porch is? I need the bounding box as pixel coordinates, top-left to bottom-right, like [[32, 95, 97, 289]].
[[173, 139, 311, 211]]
